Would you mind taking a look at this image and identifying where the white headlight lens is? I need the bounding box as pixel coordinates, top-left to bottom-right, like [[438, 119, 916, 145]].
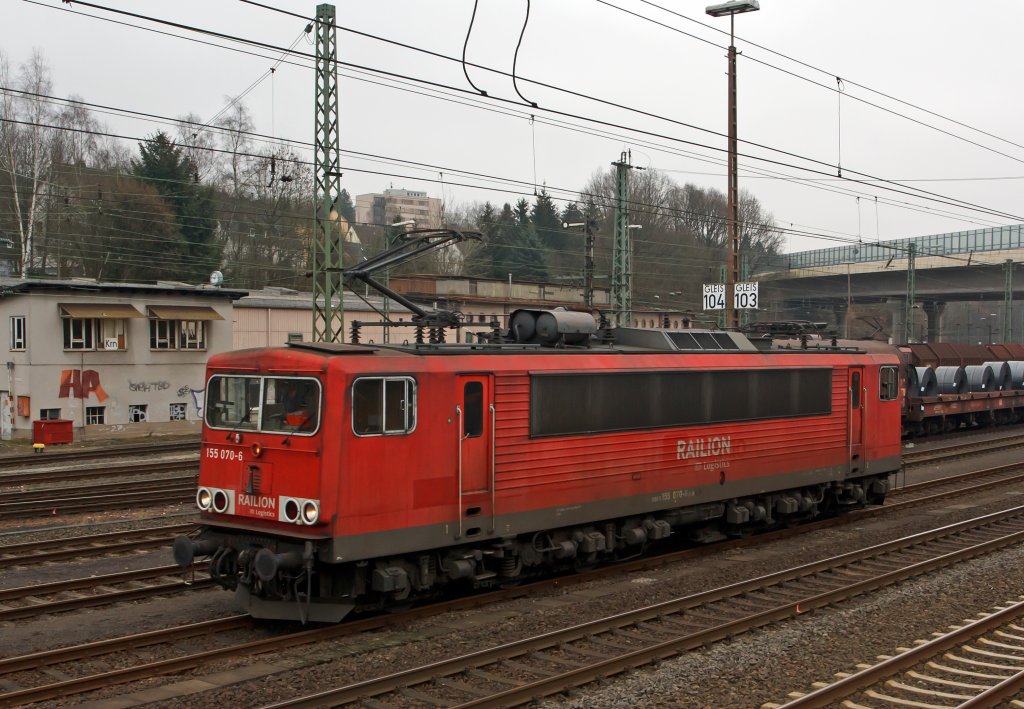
[[196, 488, 212, 510], [301, 500, 320, 525]]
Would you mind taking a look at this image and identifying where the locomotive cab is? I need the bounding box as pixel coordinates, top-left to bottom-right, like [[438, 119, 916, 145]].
[[175, 365, 344, 621]]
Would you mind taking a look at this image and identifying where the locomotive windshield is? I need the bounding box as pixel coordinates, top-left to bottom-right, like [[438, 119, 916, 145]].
[[206, 375, 321, 435]]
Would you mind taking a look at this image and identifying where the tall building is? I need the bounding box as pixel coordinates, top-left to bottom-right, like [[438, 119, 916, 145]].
[[355, 188, 442, 228]]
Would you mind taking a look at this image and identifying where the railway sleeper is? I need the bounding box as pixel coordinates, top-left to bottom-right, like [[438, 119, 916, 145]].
[[174, 473, 889, 623]]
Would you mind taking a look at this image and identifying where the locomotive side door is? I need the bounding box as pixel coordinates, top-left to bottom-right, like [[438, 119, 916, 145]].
[[456, 374, 494, 537], [849, 367, 864, 461]]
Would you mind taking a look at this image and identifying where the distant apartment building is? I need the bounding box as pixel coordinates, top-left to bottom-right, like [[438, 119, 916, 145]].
[[355, 188, 442, 228]]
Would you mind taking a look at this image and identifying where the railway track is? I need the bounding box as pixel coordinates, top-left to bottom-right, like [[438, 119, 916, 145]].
[[773, 598, 1024, 708], [0, 474, 197, 519], [0, 563, 214, 622], [4, 468, 1024, 706], [0, 458, 198, 487], [0, 522, 196, 568], [1, 451, 1021, 625], [902, 429, 1024, 467], [0, 439, 198, 470], [266, 508, 1024, 709]]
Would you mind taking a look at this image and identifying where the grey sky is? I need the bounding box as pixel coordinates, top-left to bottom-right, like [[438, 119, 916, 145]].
[[3, 0, 1023, 254]]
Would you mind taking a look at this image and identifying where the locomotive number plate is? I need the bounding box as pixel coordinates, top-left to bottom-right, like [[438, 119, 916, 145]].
[[205, 447, 244, 461]]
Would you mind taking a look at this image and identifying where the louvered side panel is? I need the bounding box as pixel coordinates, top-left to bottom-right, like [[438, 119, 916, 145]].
[[492, 367, 850, 491]]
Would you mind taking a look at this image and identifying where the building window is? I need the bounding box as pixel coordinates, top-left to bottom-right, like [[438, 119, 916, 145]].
[[99, 319, 128, 350], [169, 403, 187, 421], [85, 406, 105, 425], [128, 404, 148, 423], [10, 315, 25, 351], [150, 319, 206, 350], [178, 320, 206, 350], [352, 376, 416, 435], [39, 408, 60, 420], [287, 332, 303, 343], [63, 318, 98, 350], [150, 319, 177, 349]]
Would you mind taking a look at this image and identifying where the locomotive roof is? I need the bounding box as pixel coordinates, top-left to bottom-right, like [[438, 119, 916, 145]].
[[286, 328, 873, 357]]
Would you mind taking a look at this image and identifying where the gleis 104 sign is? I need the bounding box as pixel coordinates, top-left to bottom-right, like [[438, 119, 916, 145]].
[[702, 282, 758, 310]]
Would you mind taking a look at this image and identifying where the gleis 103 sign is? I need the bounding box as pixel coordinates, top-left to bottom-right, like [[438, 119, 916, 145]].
[[702, 282, 758, 311]]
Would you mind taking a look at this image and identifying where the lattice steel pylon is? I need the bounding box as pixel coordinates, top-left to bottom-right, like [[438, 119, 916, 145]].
[[312, 3, 343, 342], [611, 152, 634, 327]]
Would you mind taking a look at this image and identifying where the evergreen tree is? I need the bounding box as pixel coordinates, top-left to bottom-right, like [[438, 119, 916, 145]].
[[560, 201, 585, 225], [531, 189, 563, 274], [338, 188, 356, 224], [488, 203, 519, 278], [132, 131, 220, 282]]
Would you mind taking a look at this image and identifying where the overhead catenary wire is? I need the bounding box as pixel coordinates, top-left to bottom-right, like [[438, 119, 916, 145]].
[[8, 83, 1008, 235], [620, 0, 1024, 161], [1, 113, 1014, 276], [18, 0, 1022, 248], [43, 0, 1024, 224]]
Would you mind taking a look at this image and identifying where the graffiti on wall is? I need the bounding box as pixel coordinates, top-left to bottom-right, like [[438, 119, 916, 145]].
[[177, 385, 205, 418], [129, 380, 170, 392], [59, 369, 109, 401]]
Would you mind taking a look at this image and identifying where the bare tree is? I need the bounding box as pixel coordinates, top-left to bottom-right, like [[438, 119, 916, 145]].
[[217, 102, 254, 197], [175, 113, 218, 183], [0, 49, 54, 275]]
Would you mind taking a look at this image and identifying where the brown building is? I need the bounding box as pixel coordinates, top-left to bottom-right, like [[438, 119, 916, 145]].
[[355, 188, 442, 228]]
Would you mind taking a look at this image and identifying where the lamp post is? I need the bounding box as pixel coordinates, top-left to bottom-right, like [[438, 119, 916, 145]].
[[382, 219, 415, 343], [706, 0, 759, 330]]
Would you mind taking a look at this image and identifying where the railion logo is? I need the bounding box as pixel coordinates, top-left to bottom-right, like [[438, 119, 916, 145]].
[[236, 495, 276, 518], [676, 436, 732, 460]]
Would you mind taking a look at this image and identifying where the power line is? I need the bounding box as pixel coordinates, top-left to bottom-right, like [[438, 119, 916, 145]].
[[41, 0, 1024, 224]]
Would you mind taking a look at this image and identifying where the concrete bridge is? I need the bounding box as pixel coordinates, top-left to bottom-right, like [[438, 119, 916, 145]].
[[753, 224, 1024, 344]]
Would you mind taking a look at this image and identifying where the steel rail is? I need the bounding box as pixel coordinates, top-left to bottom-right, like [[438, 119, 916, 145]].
[[0, 483, 197, 519], [4, 452, 1024, 705], [266, 512, 1024, 708], [0, 473, 197, 502], [0, 522, 196, 568], [5, 501, 1024, 706], [0, 459, 198, 487], [0, 439, 198, 469], [776, 598, 1024, 708], [902, 430, 1024, 466], [0, 563, 214, 622], [0, 616, 252, 675]]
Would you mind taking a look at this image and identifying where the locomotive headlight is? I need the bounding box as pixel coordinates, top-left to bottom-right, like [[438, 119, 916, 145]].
[[212, 489, 230, 514], [196, 487, 212, 510], [283, 498, 300, 523], [301, 499, 320, 525]]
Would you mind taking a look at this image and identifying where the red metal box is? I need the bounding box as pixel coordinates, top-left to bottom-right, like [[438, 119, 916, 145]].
[[33, 419, 74, 445]]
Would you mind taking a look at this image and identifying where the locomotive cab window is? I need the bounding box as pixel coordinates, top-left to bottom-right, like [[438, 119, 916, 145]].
[[205, 375, 321, 435], [850, 371, 861, 409], [206, 375, 261, 430], [262, 378, 321, 433], [353, 376, 416, 436], [879, 366, 899, 401]]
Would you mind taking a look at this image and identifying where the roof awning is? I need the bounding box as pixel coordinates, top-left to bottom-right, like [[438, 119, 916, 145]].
[[59, 303, 144, 319], [147, 305, 224, 321]]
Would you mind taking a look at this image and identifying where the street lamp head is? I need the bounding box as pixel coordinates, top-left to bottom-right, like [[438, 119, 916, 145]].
[[391, 219, 416, 228], [706, 0, 760, 17], [626, 224, 642, 230], [563, 222, 585, 229]]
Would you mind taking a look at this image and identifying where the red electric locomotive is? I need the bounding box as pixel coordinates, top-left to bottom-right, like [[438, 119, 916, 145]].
[[175, 315, 903, 622]]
